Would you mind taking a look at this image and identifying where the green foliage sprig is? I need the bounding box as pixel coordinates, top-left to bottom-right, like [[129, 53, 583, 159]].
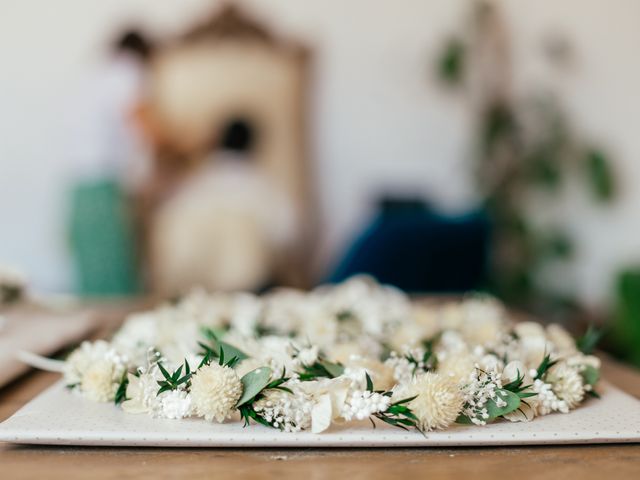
[[535, 353, 558, 381], [297, 358, 345, 381], [363, 373, 421, 432], [576, 326, 603, 355], [114, 372, 129, 405], [156, 359, 193, 395], [198, 327, 248, 368], [236, 367, 294, 429]]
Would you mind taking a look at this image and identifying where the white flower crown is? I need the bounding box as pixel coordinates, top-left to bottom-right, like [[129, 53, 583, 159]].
[[63, 276, 601, 434]]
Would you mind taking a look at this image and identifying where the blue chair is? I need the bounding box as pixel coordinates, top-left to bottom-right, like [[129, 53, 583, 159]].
[[328, 199, 490, 293]]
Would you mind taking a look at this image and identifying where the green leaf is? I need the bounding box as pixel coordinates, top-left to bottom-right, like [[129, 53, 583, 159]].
[[157, 363, 171, 381], [365, 372, 374, 392], [486, 389, 521, 419], [576, 326, 603, 355], [455, 414, 474, 425], [322, 360, 344, 378], [236, 367, 273, 407], [581, 365, 600, 386], [114, 373, 129, 405], [437, 37, 465, 85], [536, 353, 557, 380], [200, 329, 249, 363], [585, 148, 615, 202]]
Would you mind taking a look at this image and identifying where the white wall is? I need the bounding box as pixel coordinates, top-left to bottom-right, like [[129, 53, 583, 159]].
[[1, 0, 639, 307]]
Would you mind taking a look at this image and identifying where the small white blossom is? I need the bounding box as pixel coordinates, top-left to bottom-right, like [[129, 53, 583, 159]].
[[156, 390, 193, 419], [190, 363, 242, 422], [253, 381, 313, 432], [341, 390, 391, 421]]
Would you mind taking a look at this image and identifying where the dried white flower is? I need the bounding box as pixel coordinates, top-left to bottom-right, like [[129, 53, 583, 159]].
[[341, 390, 391, 421], [157, 390, 193, 419], [253, 383, 313, 432], [546, 362, 585, 410], [394, 372, 463, 431], [64, 340, 127, 402], [343, 355, 395, 391], [190, 363, 242, 422], [122, 371, 159, 414], [437, 351, 476, 384], [80, 360, 125, 403]]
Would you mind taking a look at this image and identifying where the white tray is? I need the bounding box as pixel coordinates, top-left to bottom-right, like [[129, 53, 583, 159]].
[[0, 310, 95, 388], [1, 380, 639, 447]]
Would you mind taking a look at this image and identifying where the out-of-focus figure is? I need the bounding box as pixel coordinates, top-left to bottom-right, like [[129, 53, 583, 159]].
[[137, 5, 314, 295], [67, 30, 153, 296], [152, 118, 297, 293]]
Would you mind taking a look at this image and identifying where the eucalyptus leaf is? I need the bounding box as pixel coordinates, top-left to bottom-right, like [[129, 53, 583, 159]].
[[486, 389, 521, 419], [322, 361, 345, 378], [581, 365, 600, 386], [455, 414, 474, 425], [236, 367, 273, 407]]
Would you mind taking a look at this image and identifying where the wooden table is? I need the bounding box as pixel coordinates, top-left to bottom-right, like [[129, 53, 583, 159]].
[[1, 310, 640, 479]]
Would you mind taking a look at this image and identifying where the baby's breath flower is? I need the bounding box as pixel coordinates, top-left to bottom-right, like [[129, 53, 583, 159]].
[[156, 390, 193, 419], [460, 367, 505, 425], [341, 390, 391, 421], [191, 363, 242, 422], [253, 383, 313, 432]]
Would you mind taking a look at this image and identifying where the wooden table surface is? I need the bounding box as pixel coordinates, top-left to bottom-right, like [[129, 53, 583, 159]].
[[1, 305, 640, 479]]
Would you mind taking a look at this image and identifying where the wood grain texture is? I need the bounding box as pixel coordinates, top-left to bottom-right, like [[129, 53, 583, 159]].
[[1, 304, 640, 479]]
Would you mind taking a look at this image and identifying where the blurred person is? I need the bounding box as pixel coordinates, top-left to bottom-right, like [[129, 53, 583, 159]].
[[66, 29, 153, 296], [151, 118, 299, 294]]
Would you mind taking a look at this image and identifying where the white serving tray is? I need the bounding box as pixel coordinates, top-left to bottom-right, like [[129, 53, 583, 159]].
[[1, 380, 639, 447], [0, 309, 95, 388]]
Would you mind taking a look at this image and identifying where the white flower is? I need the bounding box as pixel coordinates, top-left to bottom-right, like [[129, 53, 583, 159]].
[[294, 345, 319, 367], [514, 322, 550, 368], [385, 352, 416, 385], [190, 363, 243, 422], [546, 324, 578, 355], [80, 360, 125, 402], [343, 355, 395, 391], [299, 377, 353, 433], [546, 362, 585, 410], [253, 382, 313, 432], [394, 372, 463, 431], [122, 371, 159, 414], [566, 353, 601, 370], [460, 368, 505, 425], [460, 297, 507, 345], [157, 390, 193, 419], [533, 379, 568, 415], [64, 340, 127, 402], [341, 390, 391, 421], [437, 351, 476, 384]]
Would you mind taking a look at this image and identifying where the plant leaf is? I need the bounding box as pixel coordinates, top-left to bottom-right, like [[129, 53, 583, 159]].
[[236, 367, 273, 407], [581, 365, 600, 386], [486, 389, 521, 419]]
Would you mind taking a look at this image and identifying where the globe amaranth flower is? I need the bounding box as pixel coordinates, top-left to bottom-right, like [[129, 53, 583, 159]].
[[190, 363, 243, 422], [394, 372, 464, 431]]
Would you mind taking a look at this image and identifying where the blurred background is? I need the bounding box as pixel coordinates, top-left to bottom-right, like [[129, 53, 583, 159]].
[[1, 0, 640, 363]]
